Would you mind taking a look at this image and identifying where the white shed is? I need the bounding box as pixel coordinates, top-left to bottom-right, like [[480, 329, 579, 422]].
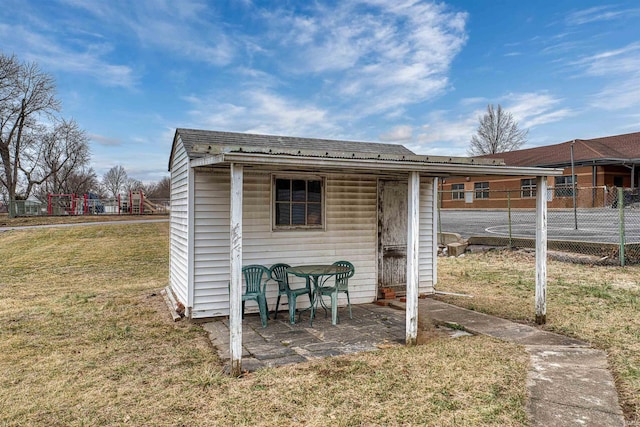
[[168, 128, 561, 375]]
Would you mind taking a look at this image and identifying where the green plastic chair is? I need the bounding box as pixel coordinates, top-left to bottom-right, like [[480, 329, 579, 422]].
[[269, 263, 312, 324], [242, 264, 270, 328], [316, 260, 354, 324]]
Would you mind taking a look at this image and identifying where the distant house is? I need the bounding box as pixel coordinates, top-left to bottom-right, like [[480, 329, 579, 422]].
[[441, 131, 640, 209], [167, 128, 560, 374], [0, 201, 6, 213]]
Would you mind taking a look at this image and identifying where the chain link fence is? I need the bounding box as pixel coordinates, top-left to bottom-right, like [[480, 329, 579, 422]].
[[439, 186, 640, 265], [12, 197, 170, 217]]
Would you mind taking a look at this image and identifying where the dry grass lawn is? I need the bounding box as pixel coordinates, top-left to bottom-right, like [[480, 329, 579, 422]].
[[437, 249, 640, 424], [0, 213, 165, 227], [0, 222, 529, 426]]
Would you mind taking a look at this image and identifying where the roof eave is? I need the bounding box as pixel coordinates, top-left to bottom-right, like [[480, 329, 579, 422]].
[[537, 158, 640, 168], [168, 130, 180, 171], [191, 152, 564, 177]]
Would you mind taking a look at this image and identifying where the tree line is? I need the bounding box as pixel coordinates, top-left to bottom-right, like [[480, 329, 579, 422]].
[[0, 52, 168, 217]]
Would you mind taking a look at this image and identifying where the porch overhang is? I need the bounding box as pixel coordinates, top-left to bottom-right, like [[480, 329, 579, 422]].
[[189, 146, 564, 177]]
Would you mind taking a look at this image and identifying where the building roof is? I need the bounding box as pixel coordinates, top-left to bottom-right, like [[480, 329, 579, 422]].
[[479, 131, 640, 167], [176, 128, 414, 159], [169, 128, 564, 177]]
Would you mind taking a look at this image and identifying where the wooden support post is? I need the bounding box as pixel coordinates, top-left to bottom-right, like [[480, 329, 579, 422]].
[[406, 171, 420, 345], [229, 163, 243, 376], [535, 176, 547, 325]]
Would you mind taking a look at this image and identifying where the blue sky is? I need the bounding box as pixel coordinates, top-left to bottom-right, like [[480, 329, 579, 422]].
[[1, 1, 639, 183]]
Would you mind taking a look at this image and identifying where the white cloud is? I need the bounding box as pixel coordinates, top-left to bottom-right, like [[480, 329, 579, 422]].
[[590, 78, 640, 111], [379, 125, 413, 142], [566, 6, 640, 26], [459, 97, 488, 107], [408, 110, 478, 156], [502, 92, 575, 128], [621, 114, 640, 130], [181, 95, 202, 105], [574, 43, 640, 110], [184, 90, 339, 138], [1, 0, 237, 86], [90, 134, 122, 146], [264, 1, 468, 117], [60, 0, 235, 66], [577, 43, 640, 76], [521, 109, 575, 129], [0, 24, 135, 88], [173, 1, 470, 138], [540, 40, 585, 56]]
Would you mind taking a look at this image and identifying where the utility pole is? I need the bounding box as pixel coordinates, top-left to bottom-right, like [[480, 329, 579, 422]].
[[570, 140, 578, 230]]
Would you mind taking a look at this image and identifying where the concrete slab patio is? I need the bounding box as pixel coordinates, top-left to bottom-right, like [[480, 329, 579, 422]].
[[202, 297, 625, 427], [203, 304, 413, 372]]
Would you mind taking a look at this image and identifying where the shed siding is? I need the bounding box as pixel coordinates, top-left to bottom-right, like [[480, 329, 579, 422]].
[[192, 170, 230, 317], [169, 137, 190, 306], [191, 169, 378, 318], [418, 177, 435, 293]]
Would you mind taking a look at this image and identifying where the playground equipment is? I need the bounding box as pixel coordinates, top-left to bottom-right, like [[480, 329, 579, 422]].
[[46, 190, 164, 216], [118, 190, 160, 214], [48, 193, 105, 215], [142, 198, 161, 214], [86, 193, 105, 214], [48, 194, 78, 215]]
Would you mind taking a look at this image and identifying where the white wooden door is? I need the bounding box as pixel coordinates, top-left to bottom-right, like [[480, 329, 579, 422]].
[[378, 180, 408, 296]]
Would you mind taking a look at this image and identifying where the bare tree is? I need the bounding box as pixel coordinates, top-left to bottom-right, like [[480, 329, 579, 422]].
[[124, 177, 143, 194], [36, 166, 98, 199], [0, 53, 61, 217], [145, 176, 170, 199], [468, 104, 528, 156], [0, 184, 7, 211], [21, 118, 91, 197], [63, 168, 99, 196], [102, 165, 128, 198]]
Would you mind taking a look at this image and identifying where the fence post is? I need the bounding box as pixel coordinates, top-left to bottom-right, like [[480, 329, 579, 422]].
[[619, 187, 625, 267], [507, 190, 512, 249]]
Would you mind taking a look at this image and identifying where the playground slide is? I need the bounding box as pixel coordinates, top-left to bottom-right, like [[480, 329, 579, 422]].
[[143, 199, 159, 214]]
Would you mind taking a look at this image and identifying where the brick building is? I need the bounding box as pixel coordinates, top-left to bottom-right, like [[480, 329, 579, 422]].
[[441, 131, 640, 209]]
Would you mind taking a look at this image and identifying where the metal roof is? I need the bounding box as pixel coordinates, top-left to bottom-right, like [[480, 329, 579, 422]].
[[190, 146, 564, 177]]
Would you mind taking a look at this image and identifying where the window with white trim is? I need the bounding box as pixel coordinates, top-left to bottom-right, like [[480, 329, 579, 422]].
[[451, 183, 464, 200], [273, 176, 324, 229], [474, 182, 489, 199], [555, 175, 575, 198], [521, 178, 536, 198]]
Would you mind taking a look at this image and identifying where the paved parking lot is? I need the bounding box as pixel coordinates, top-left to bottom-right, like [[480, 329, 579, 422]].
[[440, 208, 640, 244]]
